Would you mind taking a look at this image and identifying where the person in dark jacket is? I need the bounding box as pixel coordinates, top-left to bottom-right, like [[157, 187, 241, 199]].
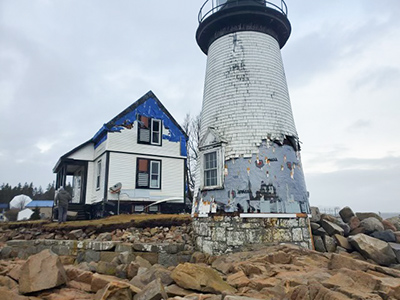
[[54, 186, 71, 224]]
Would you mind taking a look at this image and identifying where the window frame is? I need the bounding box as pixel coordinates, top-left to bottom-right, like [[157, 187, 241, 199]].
[[96, 160, 102, 190], [135, 158, 162, 190], [137, 115, 162, 146], [200, 146, 224, 190], [204, 151, 218, 187]]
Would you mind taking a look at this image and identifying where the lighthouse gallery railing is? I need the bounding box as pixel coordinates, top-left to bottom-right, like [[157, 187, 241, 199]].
[[198, 0, 288, 23]]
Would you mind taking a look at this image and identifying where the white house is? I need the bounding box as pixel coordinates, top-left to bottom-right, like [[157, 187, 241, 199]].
[[53, 91, 188, 217]]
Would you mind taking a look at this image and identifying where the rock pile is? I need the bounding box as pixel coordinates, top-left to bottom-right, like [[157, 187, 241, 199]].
[[1, 245, 400, 299], [0, 224, 192, 247], [311, 206, 400, 267]]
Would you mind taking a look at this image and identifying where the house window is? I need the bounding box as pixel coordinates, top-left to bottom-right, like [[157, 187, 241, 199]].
[[136, 158, 161, 189], [204, 152, 218, 187], [96, 160, 101, 190], [134, 205, 144, 212], [138, 115, 162, 146], [149, 205, 159, 212]]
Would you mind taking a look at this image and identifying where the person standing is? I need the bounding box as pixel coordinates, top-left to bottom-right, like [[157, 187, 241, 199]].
[[54, 186, 71, 224]]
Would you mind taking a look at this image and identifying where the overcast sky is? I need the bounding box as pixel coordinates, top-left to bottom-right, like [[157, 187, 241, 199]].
[[1, 0, 399, 212]]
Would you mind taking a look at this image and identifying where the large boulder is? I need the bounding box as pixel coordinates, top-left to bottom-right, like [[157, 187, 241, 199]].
[[19, 249, 68, 294], [95, 281, 141, 300], [171, 263, 236, 294], [323, 235, 337, 253], [386, 216, 400, 231], [359, 217, 384, 234], [130, 264, 172, 289], [356, 212, 383, 222], [133, 278, 168, 300], [382, 220, 397, 232], [371, 230, 396, 243], [339, 206, 355, 223], [348, 216, 361, 231], [320, 220, 344, 236], [348, 234, 397, 266], [310, 207, 321, 223], [313, 236, 326, 252]]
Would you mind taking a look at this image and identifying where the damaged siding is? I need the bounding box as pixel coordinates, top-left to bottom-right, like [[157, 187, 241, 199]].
[[201, 31, 297, 159]]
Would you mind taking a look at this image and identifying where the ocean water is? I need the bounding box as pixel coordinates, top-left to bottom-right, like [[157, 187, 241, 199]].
[[380, 212, 400, 219]]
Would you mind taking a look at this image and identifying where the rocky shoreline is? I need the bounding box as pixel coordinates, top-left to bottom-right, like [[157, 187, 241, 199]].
[[0, 208, 400, 299]]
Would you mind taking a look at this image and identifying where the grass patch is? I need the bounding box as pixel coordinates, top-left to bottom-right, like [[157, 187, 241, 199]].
[[44, 214, 192, 230]]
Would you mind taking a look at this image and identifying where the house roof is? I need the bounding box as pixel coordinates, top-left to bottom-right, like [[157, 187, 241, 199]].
[[92, 90, 188, 145], [25, 200, 54, 208]]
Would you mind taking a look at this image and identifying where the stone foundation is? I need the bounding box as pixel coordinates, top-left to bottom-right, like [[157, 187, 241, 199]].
[[192, 215, 312, 255], [1, 240, 192, 267]]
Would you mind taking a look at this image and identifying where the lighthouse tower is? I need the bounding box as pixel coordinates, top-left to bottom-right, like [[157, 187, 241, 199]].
[[193, 0, 310, 216]]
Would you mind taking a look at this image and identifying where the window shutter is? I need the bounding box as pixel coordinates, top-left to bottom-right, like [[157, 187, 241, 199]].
[[137, 159, 149, 187], [138, 116, 151, 143]]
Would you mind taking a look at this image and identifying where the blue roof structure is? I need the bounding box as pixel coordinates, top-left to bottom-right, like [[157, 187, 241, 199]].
[[0, 203, 8, 209], [26, 200, 54, 208]]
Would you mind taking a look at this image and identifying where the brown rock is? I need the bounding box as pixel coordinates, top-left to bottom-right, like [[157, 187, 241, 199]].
[[0, 286, 36, 300], [19, 249, 68, 294], [66, 280, 92, 292], [348, 216, 361, 231], [171, 263, 236, 294], [126, 256, 152, 279], [329, 253, 371, 271], [130, 264, 173, 289], [165, 284, 193, 297], [95, 281, 141, 300], [383, 220, 397, 232], [290, 282, 351, 300], [91, 273, 128, 293], [212, 256, 234, 274], [349, 234, 397, 266], [226, 271, 250, 288], [97, 261, 117, 276], [339, 206, 355, 223], [38, 287, 94, 300], [356, 212, 383, 222], [0, 275, 18, 290], [65, 266, 93, 284], [349, 226, 365, 236], [334, 234, 352, 251], [8, 263, 22, 281], [133, 278, 168, 300]]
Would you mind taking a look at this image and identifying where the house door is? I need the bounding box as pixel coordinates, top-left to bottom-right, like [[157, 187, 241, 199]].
[[72, 171, 82, 204]]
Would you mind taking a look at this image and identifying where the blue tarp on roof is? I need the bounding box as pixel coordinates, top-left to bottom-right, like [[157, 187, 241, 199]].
[[0, 203, 8, 209], [26, 200, 54, 208]]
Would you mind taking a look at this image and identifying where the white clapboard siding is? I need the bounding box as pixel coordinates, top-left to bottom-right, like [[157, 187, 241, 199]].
[[106, 122, 182, 158], [88, 154, 107, 204], [67, 144, 94, 160], [107, 152, 184, 202], [85, 161, 95, 204], [201, 31, 298, 159]]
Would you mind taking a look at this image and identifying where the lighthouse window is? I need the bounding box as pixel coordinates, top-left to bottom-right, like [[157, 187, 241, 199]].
[[204, 152, 218, 187], [137, 115, 162, 146]]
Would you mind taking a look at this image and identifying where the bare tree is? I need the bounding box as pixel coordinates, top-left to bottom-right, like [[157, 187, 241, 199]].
[[182, 113, 201, 202]]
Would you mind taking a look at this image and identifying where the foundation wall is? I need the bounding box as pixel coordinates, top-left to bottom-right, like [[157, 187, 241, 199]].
[[192, 215, 312, 255]]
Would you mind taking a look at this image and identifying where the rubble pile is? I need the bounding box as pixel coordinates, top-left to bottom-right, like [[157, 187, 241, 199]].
[[0, 224, 192, 245], [1, 244, 400, 299], [311, 206, 400, 267]]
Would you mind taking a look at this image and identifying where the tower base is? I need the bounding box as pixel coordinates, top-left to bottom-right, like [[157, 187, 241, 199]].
[[192, 215, 312, 255]]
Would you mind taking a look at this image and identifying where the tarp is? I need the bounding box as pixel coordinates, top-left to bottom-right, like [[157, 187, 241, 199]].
[[17, 208, 33, 221], [10, 195, 33, 210]]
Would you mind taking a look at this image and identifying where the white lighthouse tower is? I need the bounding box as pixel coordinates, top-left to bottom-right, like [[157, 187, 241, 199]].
[[193, 0, 310, 216]]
